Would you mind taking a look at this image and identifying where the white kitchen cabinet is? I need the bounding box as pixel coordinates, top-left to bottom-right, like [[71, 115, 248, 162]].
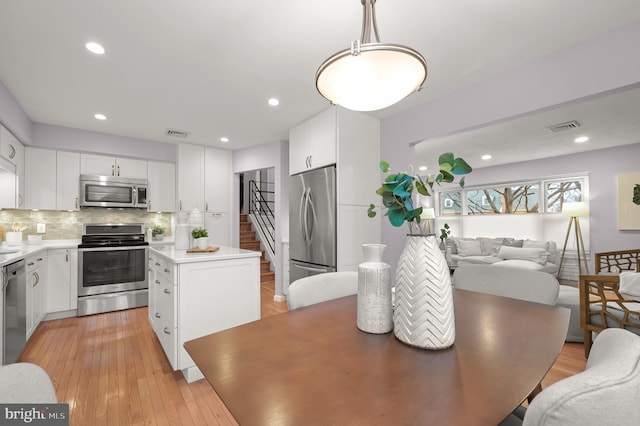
[[176, 143, 204, 212], [25, 147, 57, 210], [148, 247, 260, 382], [289, 107, 337, 175], [0, 124, 25, 207], [148, 254, 177, 368], [56, 151, 81, 210], [80, 153, 147, 179], [204, 147, 231, 244], [47, 248, 78, 313], [0, 155, 17, 209], [25, 251, 47, 339], [147, 160, 176, 212]]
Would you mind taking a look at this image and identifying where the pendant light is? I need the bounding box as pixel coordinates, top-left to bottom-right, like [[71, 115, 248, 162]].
[[315, 0, 427, 112]]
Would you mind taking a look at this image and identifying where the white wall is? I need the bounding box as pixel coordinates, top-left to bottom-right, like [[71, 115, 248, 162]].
[[232, 140, 289, 297], [379, 20, 640, 277]]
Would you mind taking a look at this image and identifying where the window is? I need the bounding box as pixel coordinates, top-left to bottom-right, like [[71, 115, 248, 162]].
[[466, 184, 539, 214], [437, 174, 587, 215], [545, 179, 584, 213]]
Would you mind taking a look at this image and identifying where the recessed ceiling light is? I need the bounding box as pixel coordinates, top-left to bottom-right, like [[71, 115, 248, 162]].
[[220, 137, 229, 143], [268, 98, 280, 106], [481, 154, 492, 160], [574, 136, 589, 143], [418, 166, 427, 171], [85, 42, 105, 55], [94, 113, 107, 120]]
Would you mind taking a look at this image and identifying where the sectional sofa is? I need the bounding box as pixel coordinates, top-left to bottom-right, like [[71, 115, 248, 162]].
[[447, 237, 559, 274]]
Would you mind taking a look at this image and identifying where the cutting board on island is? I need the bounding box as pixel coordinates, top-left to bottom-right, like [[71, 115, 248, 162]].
[[186, 246, 220, 253]]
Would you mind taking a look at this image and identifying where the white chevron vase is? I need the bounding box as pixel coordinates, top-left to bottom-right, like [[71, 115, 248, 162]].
[[393, 234, 455, 350]]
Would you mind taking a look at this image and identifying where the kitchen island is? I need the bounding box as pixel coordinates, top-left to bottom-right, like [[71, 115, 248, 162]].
[[148, 245, 261, 382]]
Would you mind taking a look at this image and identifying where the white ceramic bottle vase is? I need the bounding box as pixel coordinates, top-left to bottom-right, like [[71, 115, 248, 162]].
[[357, 244, 393, 334]]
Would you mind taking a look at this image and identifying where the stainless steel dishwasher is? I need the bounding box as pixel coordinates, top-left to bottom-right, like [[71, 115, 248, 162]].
[[2, 259, 26, 365]]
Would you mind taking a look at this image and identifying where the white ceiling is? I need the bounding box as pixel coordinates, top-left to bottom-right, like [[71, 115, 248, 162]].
[[1, 1, 640, 155]]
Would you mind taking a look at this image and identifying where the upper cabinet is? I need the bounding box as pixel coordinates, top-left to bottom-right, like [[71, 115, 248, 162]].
[[1, 124, 25, 208], [289, 107, 337, 175], [176, 144, 204, 212], [204, 147, 231, 213], [56, 151, 80, 211], [80, 153, 147, 179], [147, 160, 176, 212], [25, 147, 57, 210]]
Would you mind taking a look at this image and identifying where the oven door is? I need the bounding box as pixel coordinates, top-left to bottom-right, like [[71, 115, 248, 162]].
[[78, 246, 149, 296]]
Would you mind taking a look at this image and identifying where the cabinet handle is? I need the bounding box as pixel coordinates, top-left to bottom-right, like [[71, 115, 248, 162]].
[[117, 165, 120, 176], [37, 258, 43, 262], [164, 288, 171, 294], [65, 250, 69, 262], [179, 200, 183, 210], [28, 262, 35, 266], [155, 262, 161, 266], [33, 272, 39, 287], [163, 327, 171, 335], [155, 280, 160, 284], [18, 194, 23, 207], [9, 144, 16, 159], [155, 312, 161, 318], [112, 164, 115, 176], [147, 201, 151, 211], [75, 197, 79, 209], [164, 268, 170, 273]]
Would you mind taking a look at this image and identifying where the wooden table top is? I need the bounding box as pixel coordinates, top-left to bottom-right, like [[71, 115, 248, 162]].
[[184, 289, 570, 426]]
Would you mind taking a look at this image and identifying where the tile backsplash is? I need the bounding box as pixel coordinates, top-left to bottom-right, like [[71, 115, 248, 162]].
[[0, 209, 172, 241]]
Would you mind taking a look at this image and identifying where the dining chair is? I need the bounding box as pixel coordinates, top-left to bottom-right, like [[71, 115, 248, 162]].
[[287, 271, 358, 310], [452, 264, 560, 306], [595, 249, 640, 273], [0, 362, 58, 403], [579, 274, 640, 357], [499, 328, 640, 426]]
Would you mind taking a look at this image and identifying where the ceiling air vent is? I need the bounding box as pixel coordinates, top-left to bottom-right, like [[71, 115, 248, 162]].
[[165, 128, 190, 138], [547, 120, 580, 133]]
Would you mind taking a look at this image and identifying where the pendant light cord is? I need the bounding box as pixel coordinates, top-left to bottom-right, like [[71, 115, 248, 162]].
[[360, 0, 380, 44]]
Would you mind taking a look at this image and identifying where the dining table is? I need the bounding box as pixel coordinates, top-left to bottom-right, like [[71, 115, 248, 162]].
[[184, 289, 570, 426]]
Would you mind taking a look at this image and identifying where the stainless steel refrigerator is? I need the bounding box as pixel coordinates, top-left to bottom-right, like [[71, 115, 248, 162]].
[[289, 165, 336, 286]]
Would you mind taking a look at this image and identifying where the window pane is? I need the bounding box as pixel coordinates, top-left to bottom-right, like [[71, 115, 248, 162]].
[[546, 180, 583, 213], [440, 192, 462, 216], [466, 185, 539, 214]]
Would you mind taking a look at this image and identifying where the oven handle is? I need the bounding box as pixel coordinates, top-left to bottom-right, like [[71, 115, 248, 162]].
[[79, 246, 149, 252]]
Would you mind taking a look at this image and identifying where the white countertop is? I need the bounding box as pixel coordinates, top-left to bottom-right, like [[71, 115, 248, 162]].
[[150, 244, 262, 264], [0, 240, 81, 268]]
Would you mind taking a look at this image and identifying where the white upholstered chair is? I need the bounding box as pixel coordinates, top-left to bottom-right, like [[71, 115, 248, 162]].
[[0, 362, 58, 403], [453, 264, 560, 306], [500, 328, 640, 425], [287, 271, 358, 310]]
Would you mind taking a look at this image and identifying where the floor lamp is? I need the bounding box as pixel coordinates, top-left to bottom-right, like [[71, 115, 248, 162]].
[[557, 201, 589, 280]]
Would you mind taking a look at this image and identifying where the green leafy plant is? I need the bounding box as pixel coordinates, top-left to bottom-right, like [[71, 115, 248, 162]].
[[191, 228, 208, 239], [151, 225, 164, 236], [367, 153, 472, 234], [439, 223, 451, 242]]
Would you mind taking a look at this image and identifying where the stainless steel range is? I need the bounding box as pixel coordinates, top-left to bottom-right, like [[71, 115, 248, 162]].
[[78, 223, 149, 316]]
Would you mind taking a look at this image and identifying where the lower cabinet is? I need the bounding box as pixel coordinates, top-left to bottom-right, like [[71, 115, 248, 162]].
[[148, 252, 260, 382], [25, 252, 48, 339], [47, 248, 78, 313]]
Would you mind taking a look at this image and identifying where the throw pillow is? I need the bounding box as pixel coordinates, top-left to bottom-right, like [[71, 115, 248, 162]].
[[455, 240, 484, 257], [497, 246, 549, 266], [619, 271, 640, 298], [502, 238, 524, 248]]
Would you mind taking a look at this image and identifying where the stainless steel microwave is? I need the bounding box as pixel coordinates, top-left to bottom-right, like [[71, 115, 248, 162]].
[[79, 174, 148, 209]]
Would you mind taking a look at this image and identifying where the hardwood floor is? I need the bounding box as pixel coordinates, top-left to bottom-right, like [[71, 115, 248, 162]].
[[19, 286, 586, 425]]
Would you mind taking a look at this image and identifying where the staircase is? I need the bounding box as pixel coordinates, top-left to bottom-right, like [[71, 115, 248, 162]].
[[240, 214, 275, 286]]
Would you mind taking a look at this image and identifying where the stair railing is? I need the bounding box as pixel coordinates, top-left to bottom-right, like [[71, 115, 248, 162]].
[[249, 180, 275, 254]]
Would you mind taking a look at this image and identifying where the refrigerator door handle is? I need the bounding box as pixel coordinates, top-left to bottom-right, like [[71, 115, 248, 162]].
[[299, 189, 308, 243], [292, 263, 332, 273], [306, 190, 317, 241]]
